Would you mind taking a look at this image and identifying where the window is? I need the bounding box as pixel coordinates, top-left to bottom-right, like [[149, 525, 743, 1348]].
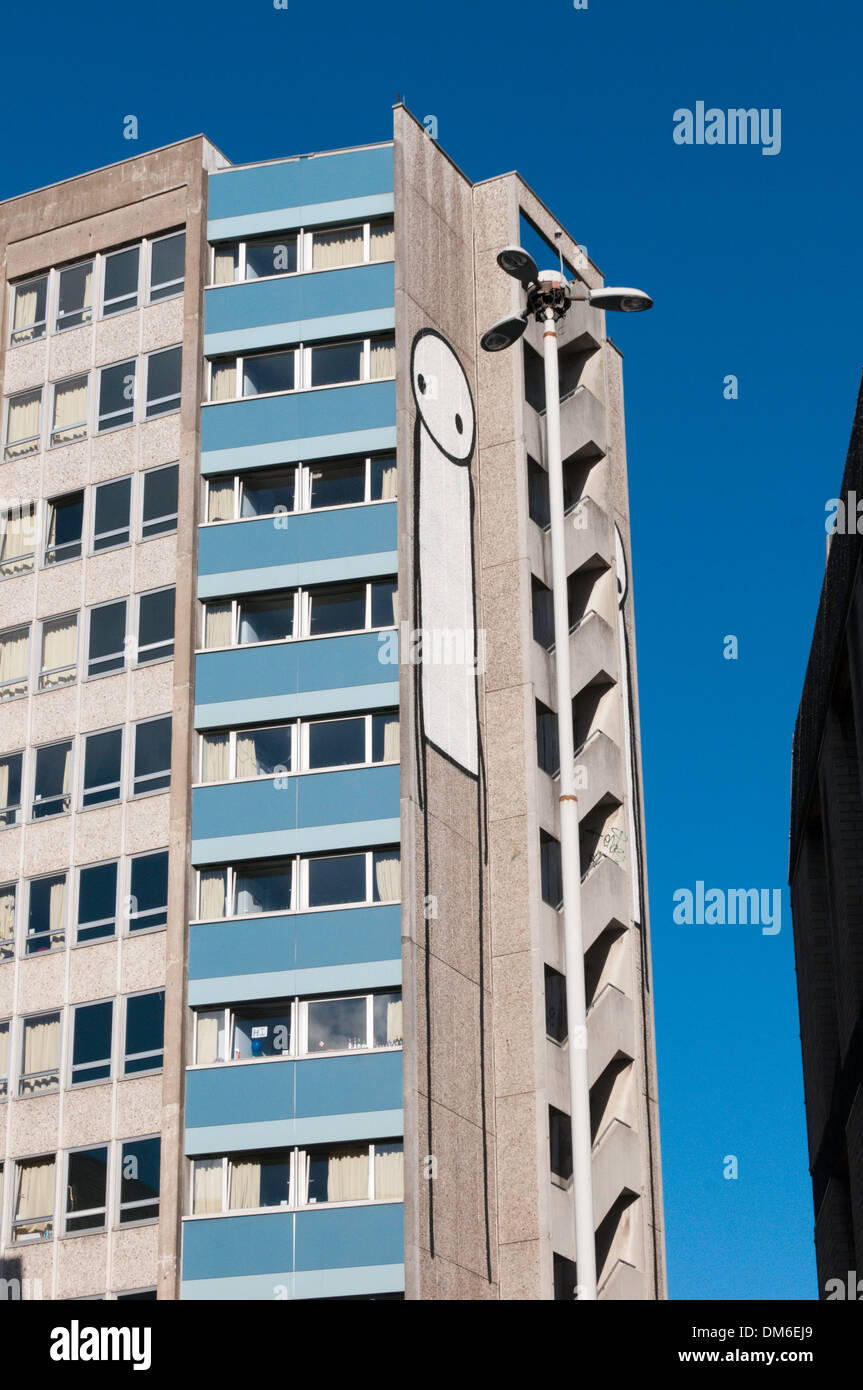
[[370, 334, 396, 379], [97, 359, 136, 431], [239, 466, 295, 518], [540, 831, 563, 910], [242, 349, 294, 397], [532, 576, 555, 650], [0, 502, 37, 576], [149, 232, 185, 302], [536, 700, 560, 777], [0, 624, 29, 700], [234, 862, 293, 916], [545, 965, 568, 1044], [145, 346, 182, 417], [119, 1137, 160, 1223], [311, 225, 364, 269], [308, 458, 365, 508], [304, 711, 398, 770], [123, 991, 164, 1075], [65, 1146, 108, 1233], [19, 1012, 61, 1095], [10, 275, 48, 344], [191, 1139, 402, 1215], [92, 476, 131, 550], [38, 613, 78, 689], [103, 246, 140, 316], [307, 583, 365, 637], [194, 1010, 227, 1065], [77, 861, 118, 943], [0, 885, 16, 962], [132, 717, 171, 796], [549, 1106, 573, 1187], [305, 992, 403, 1054], [26, 873, 67, 954], [71, 1002, 113, 1085], [128, 851, 169, 932], [371, 579, 397, 627], [370, 218, 395, 260], [310, 339, 363, 388], [87, 599, 127, 677], [5, 388, 42, 459], [200, 725, 292, 783], [141, 462, 178, 538], [528, 456, 551, 530], [197, 848, 399, 920], [237, 595, 294, 645], [56, 262, 93, 332], [212, 244, 239, 284], [307, 852, 366, 909], [44, 491, 84, 564], [553, 1253, 578, 1301], [0, 754, 23, 828], [137, 588, 174, 663], [306, 1141, 403, 1204], [50, 375, 88, 447], [12, 1155, 55, 1241], [232, 1004, 292, 1062], [0, 1019, 8, 1096], [81, 727, 123, 807], [244, 235, 297, 279], [31, 740, 72, 819]]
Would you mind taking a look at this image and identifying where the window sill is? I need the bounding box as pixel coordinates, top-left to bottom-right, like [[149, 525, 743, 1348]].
[[189, 1043, 403, 1071], [192, 759, 398, 790], [196, 623, 398, 657], [191, 897, 401, 926], [203, 375, 395, 408], [199, 497, 397, 528], [204, 256, 395, 292], [184, 1196, 403, 1221]]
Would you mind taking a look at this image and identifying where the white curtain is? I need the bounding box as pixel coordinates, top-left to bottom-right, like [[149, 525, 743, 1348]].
[[1, 506, 36, 573], [40, 616, 77, 686], [52, 378, 87, 442], [213, 248, 237, 285], [370, 338, 396, 380], [0, 887, 14, 957], [204, 603, 232, 649], [0, 628, 28, 696], [13, 286, 40, 337], [49, 878, 66, 945], [374, 1148, 404, 1200], [0, 1023, 8, 1081], [207, 479, 234, 521], [382, 715, 399, 762], [312, 227, 363, 269], [195, 1013, 223, 1065], [235, 733, 259, 779], [210, 362, 236, 401], [201, 733, 230, 782], [379, 462, 397, 499], [230, 1161, 262, 1210], [14, 1157, 55, 1228], [6, 392, 41, 454], [375, 854, 401, 902], [199, 870, 227, 920], [386, 1000, 403, 1045], [23, 1016, 60, 1088], [370, 222, 395, 260], [192, 1160, 223, 1215], [327, 1148, 369, 1202]]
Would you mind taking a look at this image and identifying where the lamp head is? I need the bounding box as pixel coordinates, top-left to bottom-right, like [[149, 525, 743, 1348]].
[[588, 286, 653, 313], [496, 246, 539, 287], [480, 312, 529, 352]]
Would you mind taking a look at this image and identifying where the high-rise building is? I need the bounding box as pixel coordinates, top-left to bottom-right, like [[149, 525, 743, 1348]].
[[0, 107, 664, 1302], [790, 374, 863, 1298]]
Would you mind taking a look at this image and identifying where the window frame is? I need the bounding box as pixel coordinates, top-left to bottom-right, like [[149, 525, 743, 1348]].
[[0, 754, 24, 830], [0, 622, 31, 701], [91, 474, 132, 553], [69, 999, 114, 1088], [80, 724, 124, 809], [37, 610, 78, 691], [75, 858, 120, 945], [208, 216, 394, 288], [126, 849, 169, 935], [144, 345, 182, 419], [147, 230, 186, 304], [24, 870, 68, 956], [54, 260, 94, 335], [122, 989, 165, 1077], [18, 1009, 62, 1096], [9, 274, 48, 346], [130, 715, 172, 798], [49, 373, 89, 448], [140, 462, 179, 539], [30, 738, 74, 821], [0, 500, 38, 578], [117, 1134, 161, 1227], [96, 357, 137, 433], [100, 244, 141, 319], [43, 490, 85, 566], [63, 1143, 109, 1236], [135, 585, 175, 665], [4, 387, 43, 460], [11, 1153, 56, 1243], [86, 596, 129, 679], [194, 846, 400, 921]]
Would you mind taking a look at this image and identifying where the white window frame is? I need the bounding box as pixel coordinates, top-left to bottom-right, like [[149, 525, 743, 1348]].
[[100, 244, 142, 319], [91, 473, 132, 553], [130, 715, 172, 798], [80, 725, 124, 810], [117, 1134, 161, 1227], [144, 345, 182, 419], [0, 500, 38, 578], [24, 871, 68, 956], [86, 597, 129, 679], [126, 849, 169, 935], [147, 230, 185, 304], [0, 622, 31, 701], [0, 1018, 9, 1096], [135, 585, 175, 665], [96, 357, 136, 433], [37, 611, 78, 691], [4, 387, 43, 460], [54, 260, 94, 334], [0, 884, 14, 962], [0, 754, 24, 830], [30, 738, 74, 821], [49, 374, 89, 447], [63, 1143, 109, 1236], [69, 999, 114, 1088], [121, 990, 165, 1077], [9, 274, 48, 345], [43, 489, 85, 566], [18, 1009, 62, 1095], [197, 723, 294, 785], [75, 858, 120, 945], [11, 1153, 56, 1243], [140, 462, 179, 539]]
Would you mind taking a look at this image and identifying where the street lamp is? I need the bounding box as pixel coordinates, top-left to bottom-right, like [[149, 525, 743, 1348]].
[[481, 245, 652, 1302]]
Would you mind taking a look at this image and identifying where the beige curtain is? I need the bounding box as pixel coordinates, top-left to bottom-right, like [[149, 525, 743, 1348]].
[[312, 227, 363, 269], [379, 462, 397, 499], [199, 870, 227, 920], [213, 248, 237, 284], [0, 761, 7, 809], [13, 286, 40, 336], [0, 1023, 8, 1081], [192, 1160, 223, 1215], [207, 479, 235, 522], [382, 715, 399, 762], [40, 616, 77, 686], [15, 1157, 55, 1228], [0, 887, 14, 957], [327, 1148, 369, 1202], [52, 378, 87, 442], [195, 1012, 222, 1065], [210, 362, 236, 402], [201, 733, 230, 782], [230, 1161, 262, 1210], [23, 1016, 60, 1087], [48, 878, 66, 945], [370, 222, 395, 260], [375, 854, 401, 902], [386, 1000, 403, 1045], [204, 603, 233, 649], [370, 338, 396, 380], [0, 628, 28, 696], [1, 506, 36, 574], [235, 733, 259, 779], [374, 1148, 404, 1200], [6, 392, 41, 454]]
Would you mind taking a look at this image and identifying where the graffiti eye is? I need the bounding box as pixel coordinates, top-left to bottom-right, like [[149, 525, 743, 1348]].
[[454, 413, 463, 434], [417, 374, 426, 395]]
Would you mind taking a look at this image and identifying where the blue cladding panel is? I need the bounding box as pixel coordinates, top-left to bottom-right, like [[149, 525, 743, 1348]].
[[204, 262, 394, 342], [191, 763, 399, 846], [194, 631, 397, 714], [181, 1203, 403, 1283], [197, 502, 396, 592], [186, 1050, 403, 1131], [295, 1202, 404, 1272], [189, 902, 401, 983], [207, 147, 394, 225]]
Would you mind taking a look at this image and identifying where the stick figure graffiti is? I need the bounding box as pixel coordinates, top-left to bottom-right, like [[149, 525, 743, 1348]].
[[410, 327, 492, 1279]]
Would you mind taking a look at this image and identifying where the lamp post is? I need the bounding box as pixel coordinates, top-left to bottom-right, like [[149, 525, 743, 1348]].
[[481, 248, 652, 1301]]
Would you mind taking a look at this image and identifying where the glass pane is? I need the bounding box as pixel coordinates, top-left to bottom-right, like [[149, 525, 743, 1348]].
[[103, 246, 140, 312], [307, 717, 364, 769], [133, 718, 172, 793], [56, 262, 92, 329], [66, 1148, 108, 1231], [245, 237, 297, 279], [0, 753, 23, 826], [310, 341, 363, 388], [307, 1146, 368, 1204], [232, 1006, 292, 1060], [243, 352, 294, 396], [120, 1137, 160, 1223], [94, 477, 132, 550], [150, 233, 185, 299], [82, 729, 122, 807], [138, 589, 175, 662], [129, 851, 169, 931], [373, 992, 403, 1048], [234, 863, 292, 916], [88, 600, 127, 673], [124, 992, 164, 1073], [308, 461, 365, 509], [371, 580, 397, 627], [32, 744, 71, 819], [45, 493, 84, 562], [72, 1002, 113, 1083], [238, 726, 292, 777], [311, 226, 363, 269], [240, 468, 295, 517], [11, 276, 47, 342], [370, 454, 397, 501], [307, 853, 365, 908], [308, 585, 365, 636], [238, 598, 293, 644], [142, 464, 178, 536], [372, 713, 399, 763], [27, 875, 65, 953], [98, 362, 135, 428], [306, 996, 366, 1053], [78, 862, 118, 943], [146, 347, 182, 416]]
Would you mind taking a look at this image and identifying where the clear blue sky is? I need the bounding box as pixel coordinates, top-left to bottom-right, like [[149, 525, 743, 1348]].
[[6, 0, 860, 1301]]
